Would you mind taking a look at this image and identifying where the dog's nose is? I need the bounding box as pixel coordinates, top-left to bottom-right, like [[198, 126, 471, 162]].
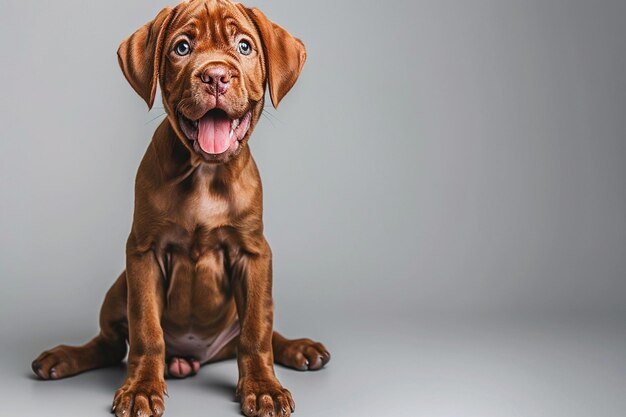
[[200, 65, 231, 95]]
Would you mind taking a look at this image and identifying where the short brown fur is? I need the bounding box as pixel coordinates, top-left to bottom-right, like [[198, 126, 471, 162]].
[[31, 1, 329, 416]]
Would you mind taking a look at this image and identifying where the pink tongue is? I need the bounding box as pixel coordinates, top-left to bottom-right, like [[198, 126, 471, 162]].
[[198, 111, 233, 154]]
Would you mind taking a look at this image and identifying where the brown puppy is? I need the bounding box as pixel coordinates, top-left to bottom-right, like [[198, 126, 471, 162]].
[[31, 1, 329, 416]]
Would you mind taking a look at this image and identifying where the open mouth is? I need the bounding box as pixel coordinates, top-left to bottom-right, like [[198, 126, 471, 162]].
[[178, 109, 252, 156]]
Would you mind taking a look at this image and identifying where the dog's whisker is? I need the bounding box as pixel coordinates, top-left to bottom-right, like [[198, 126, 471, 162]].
[[260, 112, 276, 127], [262, 109, 282, 124], [146, 112, 167, 125]]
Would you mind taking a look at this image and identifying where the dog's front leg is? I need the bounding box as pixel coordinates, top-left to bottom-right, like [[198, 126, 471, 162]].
[[112, 238, 167, 417], [233, 239, 295, 417]]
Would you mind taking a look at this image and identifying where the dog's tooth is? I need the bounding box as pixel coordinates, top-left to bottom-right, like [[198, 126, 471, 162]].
[[230, 129, 234, 139]]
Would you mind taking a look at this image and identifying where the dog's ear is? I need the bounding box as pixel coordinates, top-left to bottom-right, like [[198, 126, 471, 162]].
[[117, 7, 175, 109], [240, 6, 306, 108]]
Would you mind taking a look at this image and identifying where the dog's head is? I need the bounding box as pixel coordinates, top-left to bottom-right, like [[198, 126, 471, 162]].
[[118, 0, 306, 163]]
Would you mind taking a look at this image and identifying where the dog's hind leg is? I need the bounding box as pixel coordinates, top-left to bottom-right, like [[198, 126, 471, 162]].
[[32, 272, 129, 380], [201, 330, 330, 371], [272, 331, 331, 371]]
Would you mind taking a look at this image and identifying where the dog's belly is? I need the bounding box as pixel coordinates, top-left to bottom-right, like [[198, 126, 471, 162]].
[[161, 248, 239, 362]]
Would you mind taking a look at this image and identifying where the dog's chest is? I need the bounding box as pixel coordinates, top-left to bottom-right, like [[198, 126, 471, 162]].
[[189, 190, 230, 226], [175, 175, 231, 229], [154, 165, 256, 260]]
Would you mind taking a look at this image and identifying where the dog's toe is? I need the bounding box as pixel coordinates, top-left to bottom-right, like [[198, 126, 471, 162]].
[[274, 338, 330, 371], [237, 377, 294, 417], [32, 346, 72, 380], [113, 379, 166, 417]]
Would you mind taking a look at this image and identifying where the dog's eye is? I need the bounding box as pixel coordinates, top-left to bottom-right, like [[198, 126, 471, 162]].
[[237, 40, 252, 56], [174, 40, 191, 56]]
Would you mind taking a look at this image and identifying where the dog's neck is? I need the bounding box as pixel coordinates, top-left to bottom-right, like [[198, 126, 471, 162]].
[[150, 118, 253, 187]]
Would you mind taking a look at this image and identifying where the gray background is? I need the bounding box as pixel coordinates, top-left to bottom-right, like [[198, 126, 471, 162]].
[[1, 0, 625, 416]]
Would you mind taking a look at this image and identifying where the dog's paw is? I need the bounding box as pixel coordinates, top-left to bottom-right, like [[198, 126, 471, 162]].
[[32, 345, 79, 380], [236, 377, 295, 417], [274, 338, 330, 371], [112, 379, 167, 417]]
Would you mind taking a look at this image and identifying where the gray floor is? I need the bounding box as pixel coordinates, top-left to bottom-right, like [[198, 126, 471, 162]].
[[5, 313, 626, 417]]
